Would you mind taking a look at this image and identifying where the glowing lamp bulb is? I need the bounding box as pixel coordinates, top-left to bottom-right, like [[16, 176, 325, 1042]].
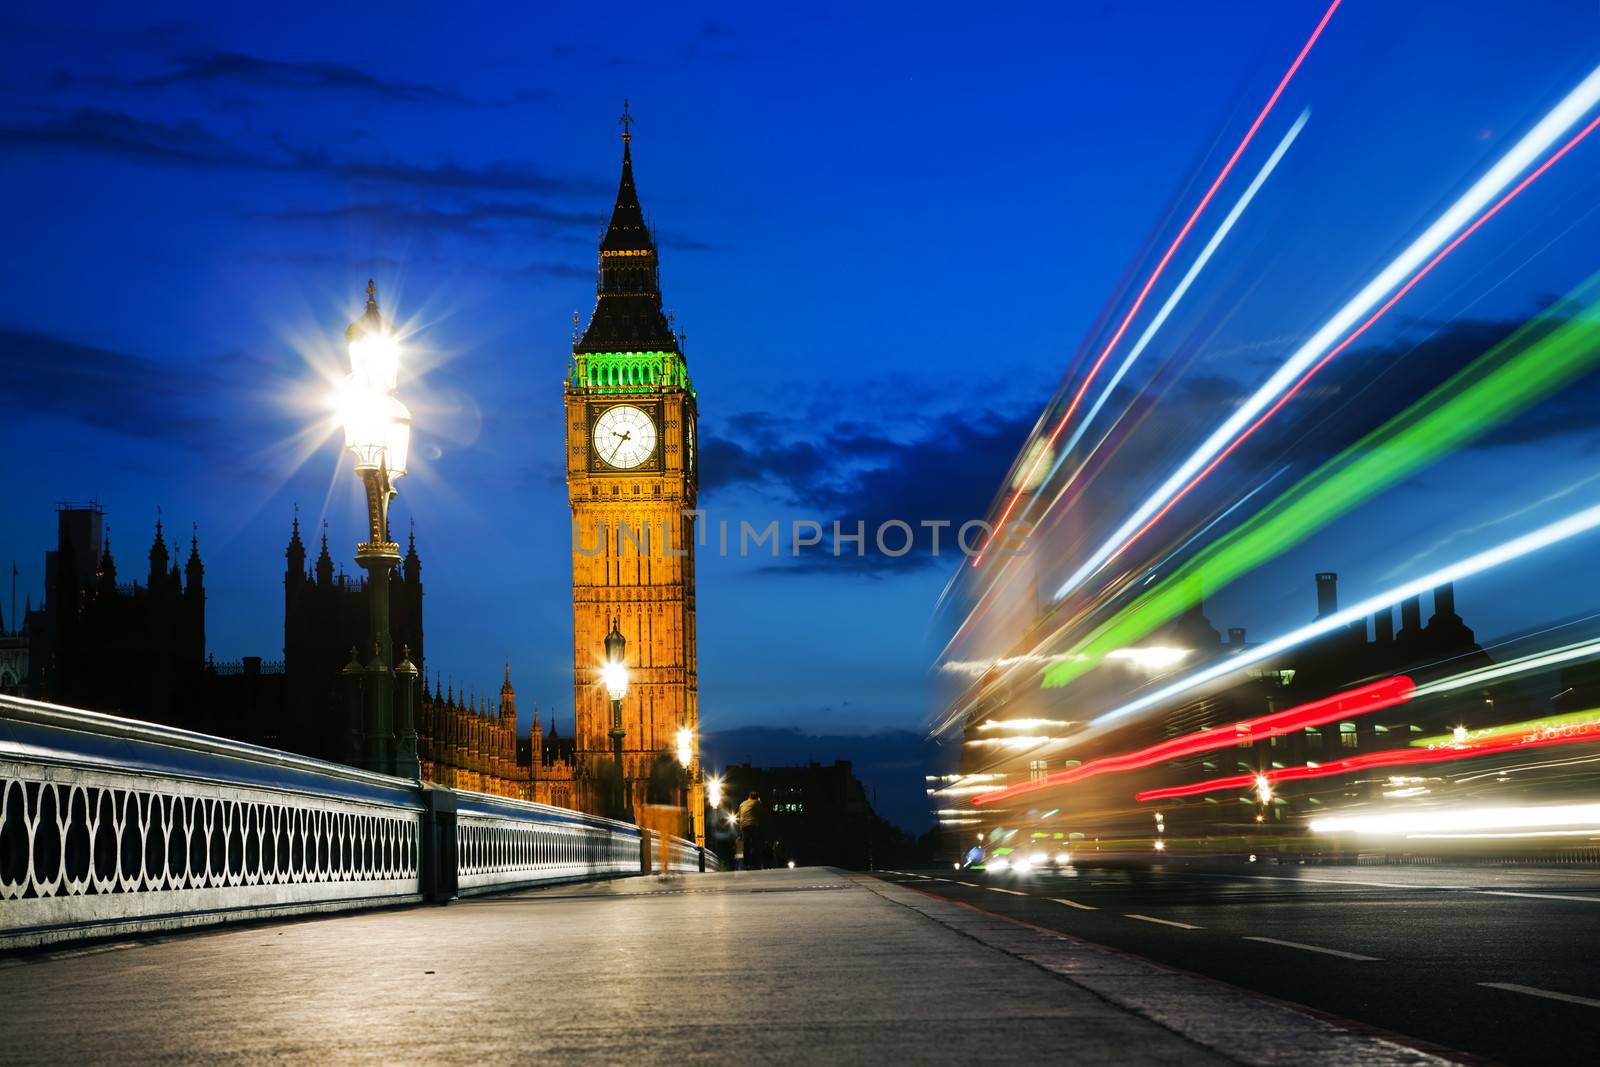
[[1254, 774, 1275, 805], [676, 726, 694, 767], [601, 661, 628, 701]]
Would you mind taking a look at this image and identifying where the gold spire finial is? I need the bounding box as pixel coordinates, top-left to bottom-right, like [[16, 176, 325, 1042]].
[[365, 279, 378, 312], [619, 100, 633, 142]]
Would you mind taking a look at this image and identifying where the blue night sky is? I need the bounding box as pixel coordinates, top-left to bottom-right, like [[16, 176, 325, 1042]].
[[5, 2, 1600, 829]]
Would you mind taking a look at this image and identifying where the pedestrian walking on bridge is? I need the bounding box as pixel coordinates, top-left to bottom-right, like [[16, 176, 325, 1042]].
[[737, 792, 765, 870]]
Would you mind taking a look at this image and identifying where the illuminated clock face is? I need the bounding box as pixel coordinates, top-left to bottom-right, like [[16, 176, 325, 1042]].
[[593, 405, 657, 469]]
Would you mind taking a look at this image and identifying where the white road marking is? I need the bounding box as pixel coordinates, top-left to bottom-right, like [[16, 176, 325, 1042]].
[[957, 881, 980, 888], [1480, 982, 1600, 1009], [1049, 898, 1098, 911], [1189, 872, 1434, 890], [1478, 890, 1600, 904], [990, 887, 1029, 896], [1243, 936, 1380, 961], [1125, 913, 1202, 930]]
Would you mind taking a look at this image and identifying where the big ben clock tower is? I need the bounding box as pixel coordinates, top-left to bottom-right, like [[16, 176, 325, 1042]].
[[566, 107, 700, 828]]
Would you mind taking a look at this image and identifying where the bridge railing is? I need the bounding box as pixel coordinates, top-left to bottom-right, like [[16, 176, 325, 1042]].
[[0, 695, 713, 950]]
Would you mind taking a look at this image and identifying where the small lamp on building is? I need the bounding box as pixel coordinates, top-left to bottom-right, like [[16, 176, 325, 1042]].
[[334, 280, 412, 775], [601, 618, 632, 820]]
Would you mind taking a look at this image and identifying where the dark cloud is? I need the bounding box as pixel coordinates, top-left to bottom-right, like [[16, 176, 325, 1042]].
[[0, 109, 601, 195], [701, 406, 1034, 574], [55, 51, 451, 102], [0, 108, 251, 169], [0, 327, 216, 443], [281, 148, 600, 195], [518, 261, 594, 280], [255, 198, 717, 251], [258, 199, 599, 234]]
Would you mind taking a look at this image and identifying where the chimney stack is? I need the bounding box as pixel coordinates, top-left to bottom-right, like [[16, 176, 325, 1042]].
[[1374, 607, 1394, 644], [1400, 596, 1422, 634], [1433, 582, 1458, 620], [1315, 572, 1338, 619]]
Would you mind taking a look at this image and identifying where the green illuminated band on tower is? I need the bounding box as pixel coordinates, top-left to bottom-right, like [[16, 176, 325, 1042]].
[[569, 350, 692, 393]]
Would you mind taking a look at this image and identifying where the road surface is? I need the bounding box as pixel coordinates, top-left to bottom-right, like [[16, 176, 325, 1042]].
[[877, 859, 1600, 1066]]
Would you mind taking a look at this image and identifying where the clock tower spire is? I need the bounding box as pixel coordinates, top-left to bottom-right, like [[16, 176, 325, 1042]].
[[565, 107, 699, 826]]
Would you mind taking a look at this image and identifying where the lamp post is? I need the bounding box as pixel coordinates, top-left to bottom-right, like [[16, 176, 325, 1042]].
[[601, 618, 632, 820], [336, 280, 414, 776]]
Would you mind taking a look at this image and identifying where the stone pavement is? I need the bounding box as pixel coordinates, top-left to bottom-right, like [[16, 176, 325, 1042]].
[[0, 867, 1454, 1065]]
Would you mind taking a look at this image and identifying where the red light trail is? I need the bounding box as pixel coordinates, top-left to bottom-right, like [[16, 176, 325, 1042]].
[[973, 0, 1343, 568], [1134, 717, 1600, 802], [973, 675, 1412, 807], [1096, 109, 1600, 576]]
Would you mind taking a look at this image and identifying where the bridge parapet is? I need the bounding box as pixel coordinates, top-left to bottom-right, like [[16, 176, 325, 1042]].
[[0, 695, 713, 950]]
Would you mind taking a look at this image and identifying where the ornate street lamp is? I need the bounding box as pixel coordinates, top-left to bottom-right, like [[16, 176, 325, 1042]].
[[601, 618, 632, 820], [336, 280, 416, 777]]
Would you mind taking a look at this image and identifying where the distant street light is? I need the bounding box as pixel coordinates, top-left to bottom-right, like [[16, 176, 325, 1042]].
[[335, 280, 416, 777], [602, 618, 632, 820]]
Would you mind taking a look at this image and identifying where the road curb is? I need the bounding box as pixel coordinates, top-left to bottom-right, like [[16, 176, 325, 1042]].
[[858, 874, 1470, 1067]]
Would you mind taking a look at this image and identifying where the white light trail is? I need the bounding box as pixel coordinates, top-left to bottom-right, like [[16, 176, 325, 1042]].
[[1054, 64, 1600, 603], [1105, 645, 1193, 671], [1412, 635, 1600, 698], [1309, 803, 1600, 836], [1089, 497, 1600, 727]]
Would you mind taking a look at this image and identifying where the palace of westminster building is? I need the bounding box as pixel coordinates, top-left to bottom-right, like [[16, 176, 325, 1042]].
[[2, 116, 698, 821]]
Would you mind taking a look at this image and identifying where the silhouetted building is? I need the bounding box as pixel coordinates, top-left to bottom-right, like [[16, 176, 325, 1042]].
[[724, 760, 897, 869], [277, 513, 423, 760], [20, 504, 208, 727]]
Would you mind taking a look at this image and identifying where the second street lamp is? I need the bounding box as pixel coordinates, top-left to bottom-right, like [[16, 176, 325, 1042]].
[[335, 280, 416, 777], [601, 618, 631, 820]]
